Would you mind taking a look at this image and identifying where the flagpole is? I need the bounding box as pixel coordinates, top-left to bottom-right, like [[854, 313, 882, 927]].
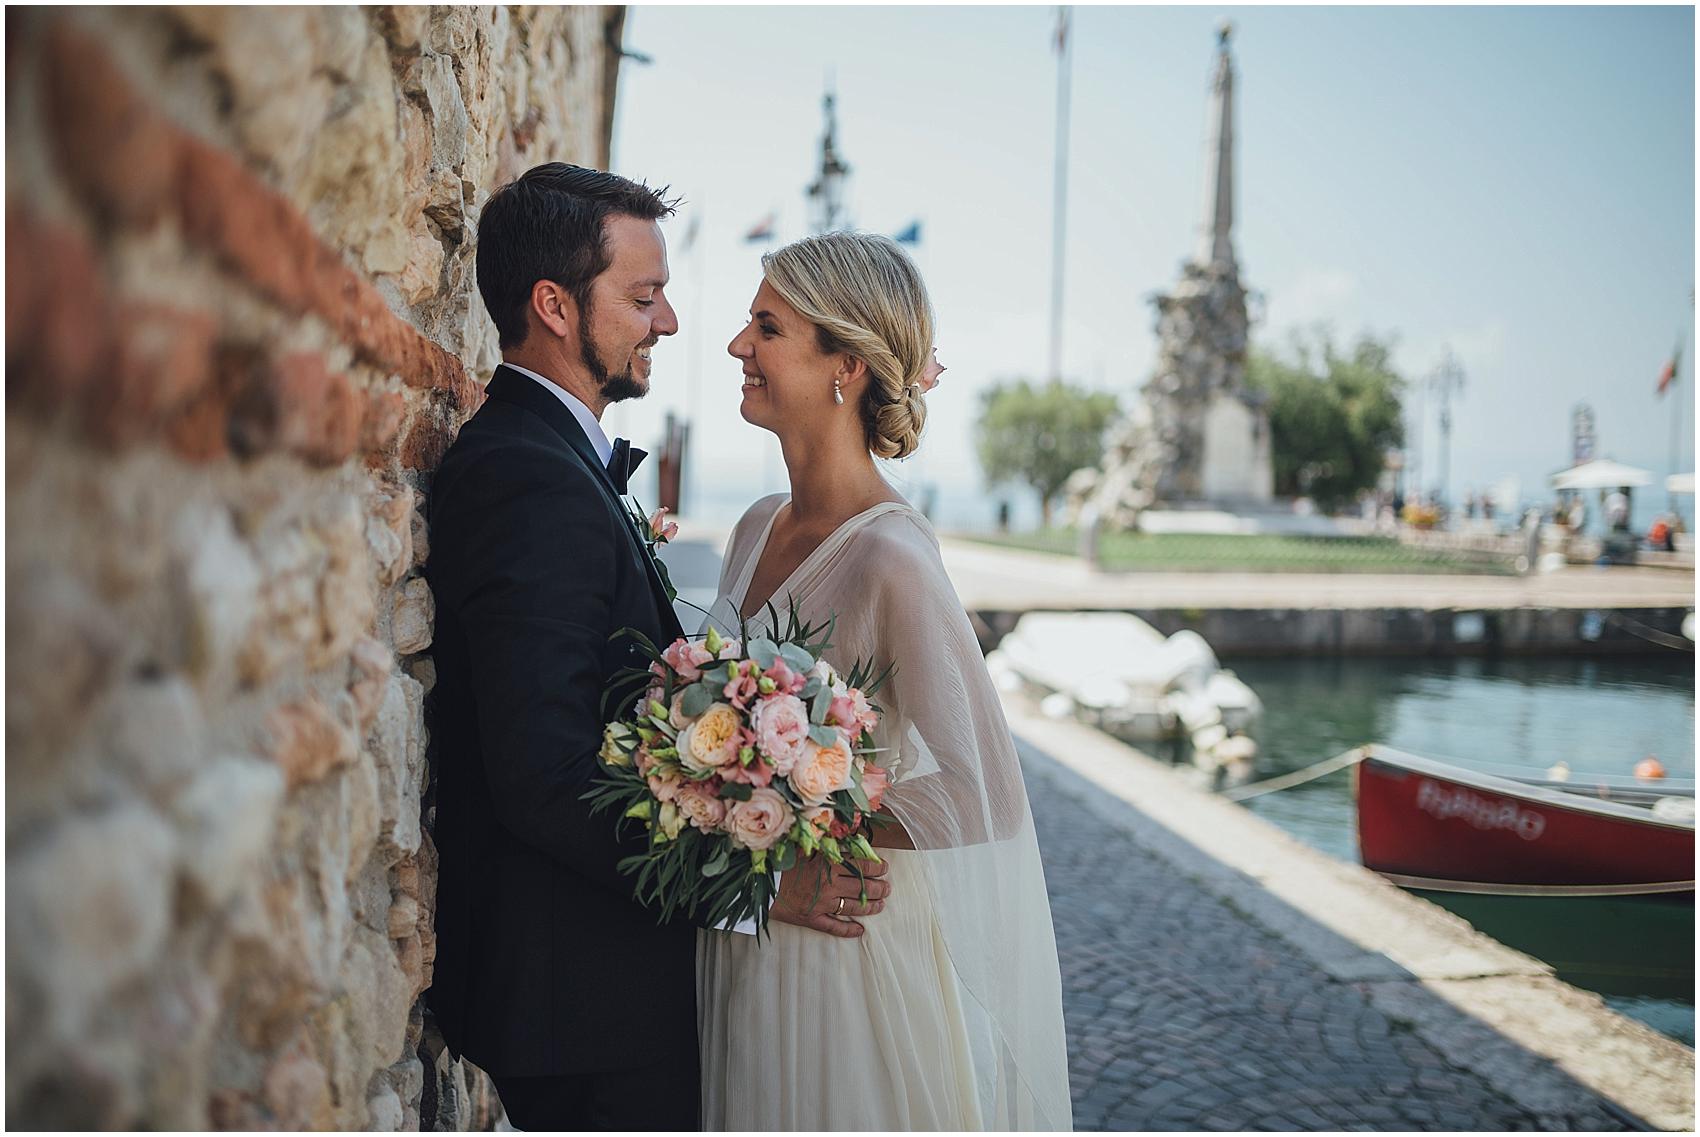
[[686, 205, 706, 518], [1670, 331, 1685, 515], [1048, 6, 1072, 384]]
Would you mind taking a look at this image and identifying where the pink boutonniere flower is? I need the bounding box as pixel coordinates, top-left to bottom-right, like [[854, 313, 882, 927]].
[[648, 506, 679, 544]]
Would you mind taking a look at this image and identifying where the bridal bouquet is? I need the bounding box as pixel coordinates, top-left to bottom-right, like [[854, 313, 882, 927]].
[[585, 605, 896, 935]]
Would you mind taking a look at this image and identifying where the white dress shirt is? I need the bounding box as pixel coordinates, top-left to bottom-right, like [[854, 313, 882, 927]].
[[502, 362, 613, 468]]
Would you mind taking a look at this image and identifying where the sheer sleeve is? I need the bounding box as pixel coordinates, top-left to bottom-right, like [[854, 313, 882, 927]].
[[850, 513, 1074, 1130], [871, 526, 1026, 847]]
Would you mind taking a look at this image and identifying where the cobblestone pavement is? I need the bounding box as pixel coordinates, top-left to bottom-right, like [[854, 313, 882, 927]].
[[1022, 744, 1637, 1132]]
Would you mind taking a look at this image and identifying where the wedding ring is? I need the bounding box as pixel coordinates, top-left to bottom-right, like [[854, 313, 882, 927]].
[[835, 897, 847, 917]]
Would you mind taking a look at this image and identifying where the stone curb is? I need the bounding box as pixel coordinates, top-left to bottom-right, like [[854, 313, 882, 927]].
[[1006, 694, 1695, 1132]]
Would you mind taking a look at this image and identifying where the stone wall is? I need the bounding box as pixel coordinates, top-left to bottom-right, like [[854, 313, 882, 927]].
[[6, 7, 624, 1128]]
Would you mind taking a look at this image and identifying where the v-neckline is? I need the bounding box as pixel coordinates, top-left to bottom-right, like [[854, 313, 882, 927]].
[[735, 498, 914, 624]]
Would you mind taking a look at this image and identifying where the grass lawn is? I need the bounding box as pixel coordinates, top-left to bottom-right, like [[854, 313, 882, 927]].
[[958, 528, 1516, 575]]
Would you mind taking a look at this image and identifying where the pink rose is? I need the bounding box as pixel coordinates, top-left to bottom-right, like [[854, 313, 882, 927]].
[[725, 787, 794, 851], [789, 733, 854, 807], [763, 659, 807, 696], [716, 638, 744, 661], [750, 693, 810, 775], [861, 763, 891, 812], [675, 781, 727, 831], [661, 638, 714, 683]]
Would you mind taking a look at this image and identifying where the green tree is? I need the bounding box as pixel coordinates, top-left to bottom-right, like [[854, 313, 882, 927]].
[[1245, 329, 1406, 511], [975, 379, 1120, 526]]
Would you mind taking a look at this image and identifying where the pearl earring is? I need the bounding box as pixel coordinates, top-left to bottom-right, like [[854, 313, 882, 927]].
[[833, 379, 844, 406]]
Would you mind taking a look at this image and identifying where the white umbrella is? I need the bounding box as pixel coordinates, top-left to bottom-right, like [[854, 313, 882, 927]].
[[1666, 472, 1695, 495], [1549, 458, 1655, 491]]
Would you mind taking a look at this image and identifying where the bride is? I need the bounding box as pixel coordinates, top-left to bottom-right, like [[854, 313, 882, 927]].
[[696, 232, 1073, 1131]]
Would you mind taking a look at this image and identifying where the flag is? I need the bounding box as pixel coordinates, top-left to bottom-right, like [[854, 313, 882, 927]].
[[894, 221, 921, 245], [1054, 6, 1070, 54], [744, 213, 776, 243], [1658, 337, 1683, 396]]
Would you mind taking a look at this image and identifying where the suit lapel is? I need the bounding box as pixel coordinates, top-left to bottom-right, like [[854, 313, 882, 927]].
[[484, 366, 683, 640]]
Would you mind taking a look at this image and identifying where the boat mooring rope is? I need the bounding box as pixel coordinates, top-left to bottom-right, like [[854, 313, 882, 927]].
[[1220, 747, 1366, 801]]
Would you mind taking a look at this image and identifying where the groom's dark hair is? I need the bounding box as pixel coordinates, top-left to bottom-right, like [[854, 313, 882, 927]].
[[476, 163, 678, 350]]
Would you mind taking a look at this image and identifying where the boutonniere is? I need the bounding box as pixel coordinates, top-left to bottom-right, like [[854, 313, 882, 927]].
[[626, 497, 679, 602]]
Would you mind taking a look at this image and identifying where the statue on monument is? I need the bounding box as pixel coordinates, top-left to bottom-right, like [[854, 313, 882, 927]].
[[1069, 22, 1274, 529]]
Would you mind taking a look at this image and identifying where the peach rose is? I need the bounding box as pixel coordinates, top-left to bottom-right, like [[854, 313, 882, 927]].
[[750, 693, 810, 775], [725, 787, 794, 851], [675, 782, 728, 832], [789, 732, 854, 807], [677, 702, 742, 773]]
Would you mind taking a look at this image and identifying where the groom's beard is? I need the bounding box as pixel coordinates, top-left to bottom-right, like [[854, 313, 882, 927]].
[[580, 302, 645, 404]]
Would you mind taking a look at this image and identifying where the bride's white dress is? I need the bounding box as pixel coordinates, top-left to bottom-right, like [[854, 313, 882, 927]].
[[696, 494, 1073, 1131]]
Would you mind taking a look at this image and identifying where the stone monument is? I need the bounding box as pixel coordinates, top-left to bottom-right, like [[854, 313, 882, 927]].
[[1074, 23, 1274, 527]]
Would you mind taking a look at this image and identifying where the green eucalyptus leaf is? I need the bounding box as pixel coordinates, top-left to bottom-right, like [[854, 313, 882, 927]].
[[810, 685, 833, 724], [808, 724, 838, 747], [779, 642, 815, 674], [717, 781, 753, 801], [680, 682, 715, 717], [748, 638, 780, 668]]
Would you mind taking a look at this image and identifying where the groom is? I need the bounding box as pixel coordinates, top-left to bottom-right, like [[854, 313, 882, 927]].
[[424, 164, 890, 1131]]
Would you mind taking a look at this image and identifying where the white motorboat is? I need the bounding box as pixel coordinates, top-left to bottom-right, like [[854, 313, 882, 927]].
[[987, 611, 1263, 746]]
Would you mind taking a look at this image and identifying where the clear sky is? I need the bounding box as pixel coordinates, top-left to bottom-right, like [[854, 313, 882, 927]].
[[601, 4, 1696, 531]]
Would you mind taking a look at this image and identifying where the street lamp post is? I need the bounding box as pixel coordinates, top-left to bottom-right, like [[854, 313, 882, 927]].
[[1049, 6, 1073, 383]]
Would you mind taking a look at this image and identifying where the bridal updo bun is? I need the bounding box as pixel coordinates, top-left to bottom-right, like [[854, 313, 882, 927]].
[[760, 232, 935, 460]]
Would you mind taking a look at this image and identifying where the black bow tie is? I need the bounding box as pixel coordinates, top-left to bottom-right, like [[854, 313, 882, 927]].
[[607, 437, 647, 495]]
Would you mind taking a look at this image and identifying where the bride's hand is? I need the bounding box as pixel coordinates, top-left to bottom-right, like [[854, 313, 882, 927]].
[[770, 854, 891, 938]]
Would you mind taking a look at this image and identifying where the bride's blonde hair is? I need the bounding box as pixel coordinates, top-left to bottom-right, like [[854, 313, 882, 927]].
[[760, 232, 935, 460]]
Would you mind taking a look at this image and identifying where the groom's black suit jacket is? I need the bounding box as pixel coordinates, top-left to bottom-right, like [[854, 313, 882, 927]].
[[424, 365, 691, 1078]]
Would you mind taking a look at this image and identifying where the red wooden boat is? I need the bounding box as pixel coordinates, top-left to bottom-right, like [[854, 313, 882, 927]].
[[1352, 746, 1696, 897]]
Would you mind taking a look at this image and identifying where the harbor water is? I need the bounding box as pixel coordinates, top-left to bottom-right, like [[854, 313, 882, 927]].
[[1201, 654, 1695, 1047]]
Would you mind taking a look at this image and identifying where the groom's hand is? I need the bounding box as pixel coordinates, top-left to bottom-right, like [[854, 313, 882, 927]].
[[771, 855, 891, 938]]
